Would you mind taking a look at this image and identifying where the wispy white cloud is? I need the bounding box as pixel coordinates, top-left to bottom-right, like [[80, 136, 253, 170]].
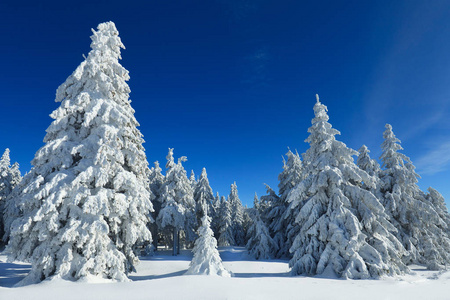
[[402, 108, 446, 140], [359, 2, 450, 143], [241, 46, 271, 87], [415, 141, 450, 175]]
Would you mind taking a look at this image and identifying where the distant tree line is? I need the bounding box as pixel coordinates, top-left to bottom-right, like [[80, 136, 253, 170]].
[[248, 95, 450, 278]]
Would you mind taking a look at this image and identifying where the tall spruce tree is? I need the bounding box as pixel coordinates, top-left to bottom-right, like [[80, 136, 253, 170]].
[[6, 22, 153, 284], [260, 184, 284, 258], [379, 124, 450, 269], [228, 182, 245, 246], [217, 196, 235, 247], [288, 95, 407, 279], [278, 150, 303, 258], [157, 149, 196, 255], [210, 192, 221, 238], [193, 168, 214, 226], [427, 187, 450, 236], [246, 207, 277, 260], [0, 149, 22, 243], [148, 161, 164, 250]]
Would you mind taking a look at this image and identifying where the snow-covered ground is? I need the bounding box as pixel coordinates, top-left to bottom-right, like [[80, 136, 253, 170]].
[[1, 247, 449, 300]]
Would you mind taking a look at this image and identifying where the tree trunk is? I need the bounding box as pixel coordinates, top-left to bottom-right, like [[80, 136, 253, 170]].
[[177, 230, 181, 255], [173, 227, 178, 256], [150, 223, 158, 251]]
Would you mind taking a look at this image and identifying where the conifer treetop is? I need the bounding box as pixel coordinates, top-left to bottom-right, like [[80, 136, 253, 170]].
[[90, 22, 124, 60], [380, 124, 410, 170], [253, 193, 259, 210], [357, 145, 380, 178], [152, 161, 162, 174], [55, 22, 130, 107], [194, 167, 214, 218], [1, 149, 10, 167]]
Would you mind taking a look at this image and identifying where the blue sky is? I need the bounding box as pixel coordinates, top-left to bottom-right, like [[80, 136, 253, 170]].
[[1, 1, 450, 208]]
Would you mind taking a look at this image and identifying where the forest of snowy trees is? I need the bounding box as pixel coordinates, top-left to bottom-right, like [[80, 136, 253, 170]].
[[0, 22, 449, 285], [251, 96, 450, 278]]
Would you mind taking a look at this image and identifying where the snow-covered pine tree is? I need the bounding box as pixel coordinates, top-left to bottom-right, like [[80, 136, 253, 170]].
[[427, 187, 450, 235], [6, 22, 153, 284], [276, 150, 303, 258], [189, 170, 196, 189], [228, 182, 245, 246], [357, 145, 380, 178], [258, 185, 277, 218], [426, 187, 450, 267], [0, 149, 22, 243], [148, 161, 165, 250], [210, 192, 221, 238], [258, 184, 277, 217], [157, 151, 184, 254], [0, 149, 13, 201], [193, 168, 214, 226], [357, 145, 381, 195], [185, 214, 231, 277], [2, 169, 25, 245], [379, 124, 450, 269], [242, 204, 252, 243], [260, 184, 285, 258], [253, 193, 260, 212], [157, 149, 196, 255], [246, 207, 277, 260], [217, 196, 235, 247], [288, 95, 407, 279]]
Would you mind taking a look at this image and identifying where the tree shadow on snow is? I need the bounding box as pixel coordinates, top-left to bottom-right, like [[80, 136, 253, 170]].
[[139, 254, 192, 262], [232, 271, 291, 278], [0, 260, 31, 288], [218, 247, 255, 261], [129, 269, 188, 281]]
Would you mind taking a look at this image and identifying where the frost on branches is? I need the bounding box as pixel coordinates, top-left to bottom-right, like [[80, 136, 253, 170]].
[[288, 95, 407, 279], [379, 124, 450, 270], [6, 22, 153, 284], [186, 215, 231, 277], [0, 149, 22, 242]]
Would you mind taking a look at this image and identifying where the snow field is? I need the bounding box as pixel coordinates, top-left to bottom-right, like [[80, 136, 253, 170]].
[[1, 247, 449, 300]]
